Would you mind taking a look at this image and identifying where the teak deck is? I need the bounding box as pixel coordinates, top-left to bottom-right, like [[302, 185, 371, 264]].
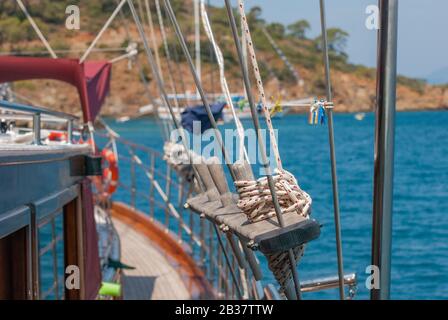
[[113, 218, 190, 299], [110, 202, 214, 300]]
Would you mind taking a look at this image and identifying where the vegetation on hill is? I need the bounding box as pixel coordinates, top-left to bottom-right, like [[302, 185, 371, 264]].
[[0, 0, 445, 115]]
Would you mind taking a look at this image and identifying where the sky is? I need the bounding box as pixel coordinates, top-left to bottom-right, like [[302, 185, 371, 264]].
[[209, 0, 448, 80]]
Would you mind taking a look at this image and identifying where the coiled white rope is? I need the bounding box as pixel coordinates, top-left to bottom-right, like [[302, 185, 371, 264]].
[[235, 169, 312, 222], [163, 141, 189, 165], [200, 0, 248, 162]]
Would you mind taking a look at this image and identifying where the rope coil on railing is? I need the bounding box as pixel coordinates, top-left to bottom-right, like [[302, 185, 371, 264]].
[[235, 169, 312, 223], [163, 142, 194, 180]]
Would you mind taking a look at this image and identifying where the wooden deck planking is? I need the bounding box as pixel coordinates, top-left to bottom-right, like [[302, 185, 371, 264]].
[[113, 218, 191, 300]]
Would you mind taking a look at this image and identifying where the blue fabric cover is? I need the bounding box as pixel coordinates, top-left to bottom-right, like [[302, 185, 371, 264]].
[[181, 102, 226, 133]]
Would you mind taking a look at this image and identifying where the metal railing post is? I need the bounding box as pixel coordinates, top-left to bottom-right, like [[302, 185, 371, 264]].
[[130, 149, 136, 209], [32, 113, 42, 145], [200, 216, 206, 270], [217, 241, 223, 296], [177, 179, 185, 243], [164, 164, 172, 229], [67, 120, 73, 144], [208, 221, 214, 281], [149, 152, 156, 219]]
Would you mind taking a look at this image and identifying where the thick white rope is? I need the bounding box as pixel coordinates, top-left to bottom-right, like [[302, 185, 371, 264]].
[[235, 169, 311, 223], [16, 0, 57, 59], [237, 0, 282, 171], [200, 0, 248, 162]]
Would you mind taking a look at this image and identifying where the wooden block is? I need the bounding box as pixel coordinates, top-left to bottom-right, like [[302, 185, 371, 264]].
[[191, 155, 220, 201]]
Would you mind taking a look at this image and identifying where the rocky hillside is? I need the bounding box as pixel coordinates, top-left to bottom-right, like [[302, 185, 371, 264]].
[[1, 0, 447, 118]]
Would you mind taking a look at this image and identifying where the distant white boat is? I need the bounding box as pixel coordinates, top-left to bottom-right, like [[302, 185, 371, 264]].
[[116, 116, 131, 123], [355, 113, 366, 121]]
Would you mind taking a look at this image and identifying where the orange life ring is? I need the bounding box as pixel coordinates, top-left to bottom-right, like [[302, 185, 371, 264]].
[[48, 131, 67, 142], [96, 148, 119, 197]]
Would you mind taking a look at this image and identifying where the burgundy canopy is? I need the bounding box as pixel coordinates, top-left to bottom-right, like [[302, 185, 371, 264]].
[[0, 56, 111, 122]]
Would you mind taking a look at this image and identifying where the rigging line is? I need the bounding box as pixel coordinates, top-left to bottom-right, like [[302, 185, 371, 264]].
[[126, 0, 206, 193], [213, 224, 243, 299], [194, 0, 201, 85], [241, 14, 249, 100], [108, 49, 138, 64], [80, 0, 127, 63], [129, 3, 243, 294], [224, 0, 302, 300], [171, 40, 189, 106], [115, 0, 170, 140], [163, 0, 237, 182], [319, 0, 345, 300], [200, 0, 248, 163], [144, 0, 164, 80], [136, 0, 146, 25], [207, 0, 216, 97], [9, 89, 37, 106], [15, 0, 57, 59], [236, 0, 282, 171], [154, 0, 182, 113], [260, 26, 302, 86], [159, 0, 189, 106]]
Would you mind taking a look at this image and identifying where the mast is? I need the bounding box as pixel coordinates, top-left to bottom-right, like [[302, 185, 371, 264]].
[[371, 0, 399, 300]]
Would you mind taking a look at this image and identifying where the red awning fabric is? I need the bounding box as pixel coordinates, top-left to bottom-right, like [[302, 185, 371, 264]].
[[84, 61, 112, 122], [0, 56, 111, 122]]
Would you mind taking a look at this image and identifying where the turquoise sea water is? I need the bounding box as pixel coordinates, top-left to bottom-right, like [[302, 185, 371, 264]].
[[105, 111, 448, 300]]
